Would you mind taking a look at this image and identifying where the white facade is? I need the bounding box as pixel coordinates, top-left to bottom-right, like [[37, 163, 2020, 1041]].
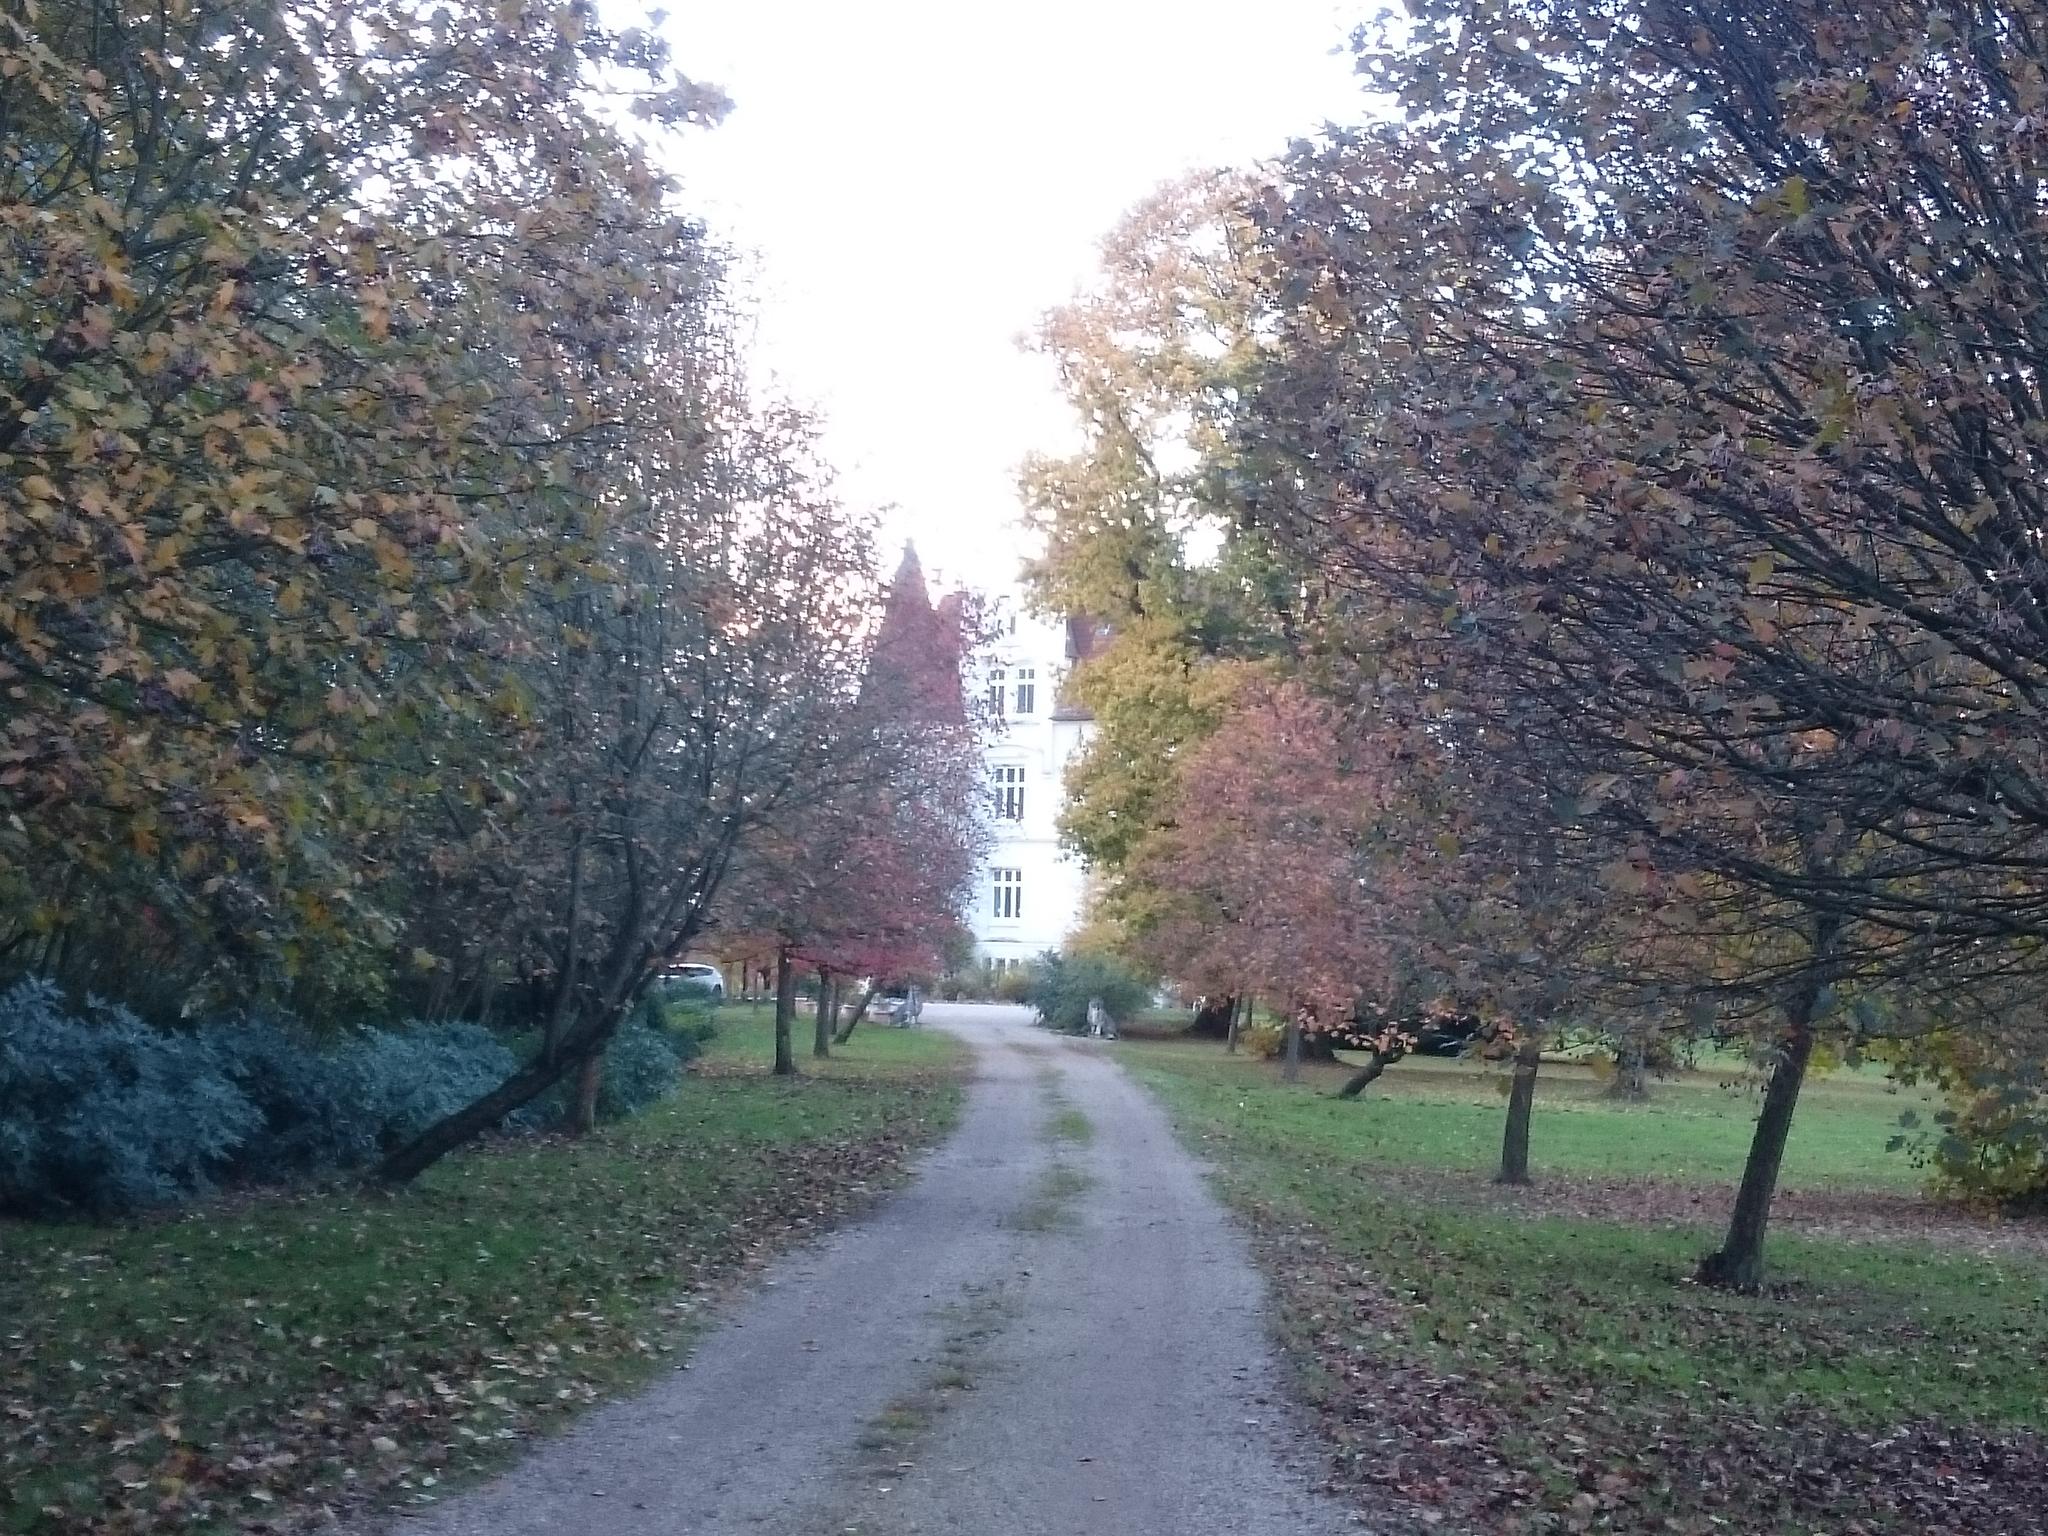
[[971, 608, 1096, 968]]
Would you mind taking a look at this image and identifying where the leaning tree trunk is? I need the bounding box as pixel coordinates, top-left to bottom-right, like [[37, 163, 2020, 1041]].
[[773, 948, 797, 1076], [376, 1005, 622, 1184], [1336, 1043, 1406, 1099], [813, 966, 834, 1059], [1496, 1035, 1543, 1185], [834, 983, 878, 1045], [1225, 994, 1246, 1055], [1696, 936, 1834, 1291]]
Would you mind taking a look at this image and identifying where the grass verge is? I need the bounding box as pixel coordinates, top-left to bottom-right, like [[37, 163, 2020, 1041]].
[[1121, 1039, 2048, 1535], [1124, 1039, 1934, 1190], [1, 1007, 963, 1536]]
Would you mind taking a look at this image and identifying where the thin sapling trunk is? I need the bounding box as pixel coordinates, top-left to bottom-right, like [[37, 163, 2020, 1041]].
[[835, 983, 878, 1045], [1697, 924, 1836, 1292], [773, 948, 797, 1076], [1496, 1034, 1542, 1185], [813, 966, 834, 1059], [570, 1051, 602, 1135]]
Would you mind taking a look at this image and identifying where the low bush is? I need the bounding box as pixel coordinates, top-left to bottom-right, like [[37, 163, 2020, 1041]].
[[1026, 949, 1154, 1034], [0, 980, 259, 1214], [215, 1018, 524, 1174], [524, 1004, 690, 1127], [652, 986, 719, 1048], [993, 966, 1036, 1004], [211, 1018, 374, 1177], [593, 1012, 688, 1120], [1242, 1018, 1288, 1058], [1889, 1030, 2048, 1209], [0, 980, 692, 1217]]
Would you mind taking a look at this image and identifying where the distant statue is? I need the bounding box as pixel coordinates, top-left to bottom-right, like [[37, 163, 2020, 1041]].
[[1087, 996, 1115, 1039]]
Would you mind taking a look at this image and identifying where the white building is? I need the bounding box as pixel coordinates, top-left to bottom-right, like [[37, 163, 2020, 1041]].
[[970, 607, 1100, 971]]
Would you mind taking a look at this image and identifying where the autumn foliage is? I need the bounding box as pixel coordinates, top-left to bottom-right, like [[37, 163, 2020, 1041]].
[[1026, 0, 2048, 1292], [0, 0, 983, 1181]]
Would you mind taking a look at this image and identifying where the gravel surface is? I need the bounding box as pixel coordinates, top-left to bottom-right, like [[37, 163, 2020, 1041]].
[[382, 1005, 1361, 1535]]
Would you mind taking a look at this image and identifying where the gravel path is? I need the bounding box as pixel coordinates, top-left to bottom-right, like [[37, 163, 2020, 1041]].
[[384, 1004, 1360, 1535]]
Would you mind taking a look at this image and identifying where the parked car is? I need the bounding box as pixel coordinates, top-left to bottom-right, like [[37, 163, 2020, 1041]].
[[663, 963, 725, 1001]]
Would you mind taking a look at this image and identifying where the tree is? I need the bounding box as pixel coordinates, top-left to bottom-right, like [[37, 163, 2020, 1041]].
[[1232, 0, 2048, 1287], [0, 0, 729, 1016], [376, 384, 883, 1173], [1135, 680, 1432, 1063], [1021, 175, 1322, 971], [1031, 157, 1672, 1206], [710, 545, 984, 1072]]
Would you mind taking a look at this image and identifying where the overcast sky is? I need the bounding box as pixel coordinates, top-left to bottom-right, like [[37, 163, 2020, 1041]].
[[655, 1, 1369, 594]]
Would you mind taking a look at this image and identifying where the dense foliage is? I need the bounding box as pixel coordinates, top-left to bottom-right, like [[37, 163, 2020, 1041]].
[[1026, 948, 1155, 1034], [1032, 0, 2048, 1284], [0, 0, 985, 1185], [0, 980, 692, 1214]]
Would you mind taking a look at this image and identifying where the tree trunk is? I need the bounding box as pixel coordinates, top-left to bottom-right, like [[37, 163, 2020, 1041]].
[[1296, 1026, 1341, 1063], [376, 904, 709, 1184], [773, 948, 797, 1076], [1696, 955, 1832, 1291], [567, 1049, 604, 1135], [1188, 994, 1236, 1039], [1607, 1037, 1649, 1101], [1497, 1035, 1542, 1184], [1225, 993, 1244, 1055], [813, 967, 834, 1059], [1337, 1044, 1404, 1099], [1282, 1014, 1302, 1082], [834, 983, 878, 1045], [377, 1025, 603, 1184]]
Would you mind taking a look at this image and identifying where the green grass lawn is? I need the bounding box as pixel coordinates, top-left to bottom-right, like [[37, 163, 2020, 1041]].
[[1119, 1037, 2048, 1535], [1124, 1039, 1933, 1190], [0, 1007, 961, 1536]]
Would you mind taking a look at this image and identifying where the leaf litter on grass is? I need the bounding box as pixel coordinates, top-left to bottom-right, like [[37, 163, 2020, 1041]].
[[1, 1061, 961, 1536], [1127, 1044, 2048, 1535], [1241, 1194, 2048, 1536]]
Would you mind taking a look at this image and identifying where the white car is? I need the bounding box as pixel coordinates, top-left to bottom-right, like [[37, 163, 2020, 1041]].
[[665, 963, 725, 1001]]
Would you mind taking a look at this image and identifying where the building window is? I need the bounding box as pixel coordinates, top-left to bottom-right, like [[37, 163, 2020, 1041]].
[[986, 666, 1006, 718], [992, 867, 1023, 920], [1013, 666, 1036, 715], [992, 764, 1025, 821]]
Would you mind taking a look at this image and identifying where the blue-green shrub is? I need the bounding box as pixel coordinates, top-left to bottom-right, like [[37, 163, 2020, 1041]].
[[211, 1018, 523, 1174], [342, 1021, 523, 1145], [593, 1012, 686, 1120], [210, 1018, 367, 1175], [0, 980, 696, 1215], [0, 980, 259, 1214], [524, 1006, 686, 1128]]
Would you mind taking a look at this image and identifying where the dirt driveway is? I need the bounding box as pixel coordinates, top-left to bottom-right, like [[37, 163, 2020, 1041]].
[[382, 1003, 1360, 1535]]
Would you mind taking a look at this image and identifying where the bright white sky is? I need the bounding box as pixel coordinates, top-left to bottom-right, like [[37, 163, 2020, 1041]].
[[656, 1, 1369, 594]]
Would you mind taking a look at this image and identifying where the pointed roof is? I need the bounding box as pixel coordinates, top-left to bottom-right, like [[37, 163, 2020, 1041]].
[[864, 541, 962, 722]]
